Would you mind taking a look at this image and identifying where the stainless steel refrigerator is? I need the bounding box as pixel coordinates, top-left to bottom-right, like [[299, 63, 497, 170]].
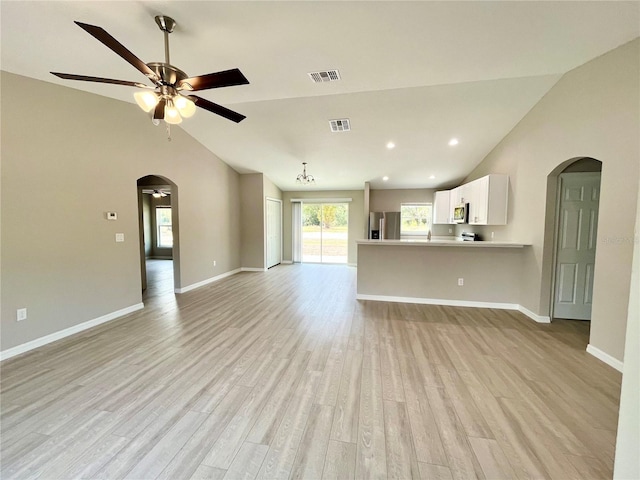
[[369, 211, 401, 239]]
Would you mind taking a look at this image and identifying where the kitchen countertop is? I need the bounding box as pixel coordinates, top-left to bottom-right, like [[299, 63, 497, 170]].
[[357, 237, 528, 248]]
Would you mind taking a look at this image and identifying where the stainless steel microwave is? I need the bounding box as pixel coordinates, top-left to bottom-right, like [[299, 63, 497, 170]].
[[453, 203, 469, 223]]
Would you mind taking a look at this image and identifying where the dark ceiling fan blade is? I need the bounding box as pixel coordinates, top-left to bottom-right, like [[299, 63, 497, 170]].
[[178, 68, 249, 91], [153, 98, 166, 120], [74, 21, 160, 84], [190, 95, 246, 123], [50, 72, 152, 88]]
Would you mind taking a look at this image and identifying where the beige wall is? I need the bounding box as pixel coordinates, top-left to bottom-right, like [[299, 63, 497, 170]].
[[263, 175, 282, 201], [370, 188, 453, 236], [613, 173, 640, 478], [357, 244, 524, 303], [239, 173, 282, 270], [240, 173, 265, 269], [461, 38, 640, 362], [282, 190, 364, 264], [142, 194, 152, 257], [1, 72, 242, 352], [370, 187, 432, 211]]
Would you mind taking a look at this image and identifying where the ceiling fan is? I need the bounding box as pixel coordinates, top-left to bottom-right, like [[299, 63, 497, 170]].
[[51, 16, 249, 125], [142, 189, 171, 198]]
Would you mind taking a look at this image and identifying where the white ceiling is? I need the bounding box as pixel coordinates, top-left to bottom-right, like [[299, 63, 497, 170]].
[[2, 1, 639, 190]]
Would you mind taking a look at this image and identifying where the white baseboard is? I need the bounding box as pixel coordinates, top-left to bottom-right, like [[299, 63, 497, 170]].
[[356, 294, 518, 311], [281, 260, 293, 264], [517, 305, 551, 323], [240, 267, 267, 272], [175, 268, 242, 293], [586, 344, 624, 372], [355, 293, 554, 324], [0, 303, 144, 362]]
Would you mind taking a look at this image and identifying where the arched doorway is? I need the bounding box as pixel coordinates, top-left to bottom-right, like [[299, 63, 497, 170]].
[[137, 175, 181, 299], [541, 157, 602, 321]]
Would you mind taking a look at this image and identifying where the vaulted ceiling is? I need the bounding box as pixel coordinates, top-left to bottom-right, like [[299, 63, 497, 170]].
[[2, 1, 638, 190]]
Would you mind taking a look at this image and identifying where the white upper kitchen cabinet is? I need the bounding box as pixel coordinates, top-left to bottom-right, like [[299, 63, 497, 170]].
[[433, 174, 509, 226], [433, 190, 452, 224], [449, 184, 468, 208], [468, 174, 509, 225]]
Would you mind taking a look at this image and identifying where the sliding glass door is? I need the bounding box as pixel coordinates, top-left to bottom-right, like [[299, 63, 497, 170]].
[[302, 203, 348, 264]]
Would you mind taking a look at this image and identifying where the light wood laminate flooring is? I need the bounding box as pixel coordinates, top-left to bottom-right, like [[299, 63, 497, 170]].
[[0, 263, 621, 479]]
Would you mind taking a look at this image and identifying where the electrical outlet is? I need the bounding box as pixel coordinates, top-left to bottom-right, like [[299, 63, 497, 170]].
[[449, 228, 453, 234], [458, 278, 464, 286], [17, 308, 27, 321], [115, 233, 125, 242], [491, 231, 495, 239]]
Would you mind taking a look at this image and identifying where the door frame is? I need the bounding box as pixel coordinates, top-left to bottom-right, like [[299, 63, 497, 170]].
[[301, 201, 349, 264]]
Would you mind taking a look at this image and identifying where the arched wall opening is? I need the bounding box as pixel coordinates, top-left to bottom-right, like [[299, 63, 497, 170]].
[[137, 175, 181, 296]]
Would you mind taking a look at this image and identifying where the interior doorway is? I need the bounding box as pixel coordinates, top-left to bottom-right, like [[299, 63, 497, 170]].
[[266, 197, 282, 269], [137, 175, 181, 297], [301, 203, 348, 264], [550, 159, 602, 320]]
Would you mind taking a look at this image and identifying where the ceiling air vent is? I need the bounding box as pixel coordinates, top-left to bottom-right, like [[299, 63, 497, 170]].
[[308, 69, 341, 83], [329, 119, 351, 132]]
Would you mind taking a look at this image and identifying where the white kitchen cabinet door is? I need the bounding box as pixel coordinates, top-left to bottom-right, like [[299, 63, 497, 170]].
[[433, 190, 452, 224], [469, 174, 508, 225], [468, 176, 488, 224]]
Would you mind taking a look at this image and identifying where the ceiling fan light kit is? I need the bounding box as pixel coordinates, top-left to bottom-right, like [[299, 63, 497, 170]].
[[134, 90, 159, 112], [51, 15, 249, 139]]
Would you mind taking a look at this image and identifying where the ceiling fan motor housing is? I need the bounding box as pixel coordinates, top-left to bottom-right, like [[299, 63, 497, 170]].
[[147, 62, 187, 87]]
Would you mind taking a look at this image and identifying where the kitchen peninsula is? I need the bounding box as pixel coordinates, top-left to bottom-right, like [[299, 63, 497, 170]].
[[356, 238, 539, 320]]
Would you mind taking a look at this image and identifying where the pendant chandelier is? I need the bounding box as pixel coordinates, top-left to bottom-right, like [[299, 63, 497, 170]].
[[296, 162, 316, 185]]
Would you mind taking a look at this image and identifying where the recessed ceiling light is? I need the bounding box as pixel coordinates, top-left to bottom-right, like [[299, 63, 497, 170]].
[[386, 142, 395, 149], [429, 175, 436, 179], [448, 138, 459, 146], [383, 176, 389, 181]]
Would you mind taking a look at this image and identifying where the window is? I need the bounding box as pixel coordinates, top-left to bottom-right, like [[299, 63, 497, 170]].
[[401, 203, 432, 236], [156, 207, 173, 248]]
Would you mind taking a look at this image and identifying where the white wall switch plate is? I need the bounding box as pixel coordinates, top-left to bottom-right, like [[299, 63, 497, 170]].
[[106, 212, 117, 220], [213, 260, 217, 267], [115, 233, 125, 242], [17, 308, 27, 321], [458, 278, 464, 286]]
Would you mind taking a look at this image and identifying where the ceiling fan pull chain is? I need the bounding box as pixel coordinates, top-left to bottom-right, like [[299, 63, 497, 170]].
[[166, 123, 172, 142]]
